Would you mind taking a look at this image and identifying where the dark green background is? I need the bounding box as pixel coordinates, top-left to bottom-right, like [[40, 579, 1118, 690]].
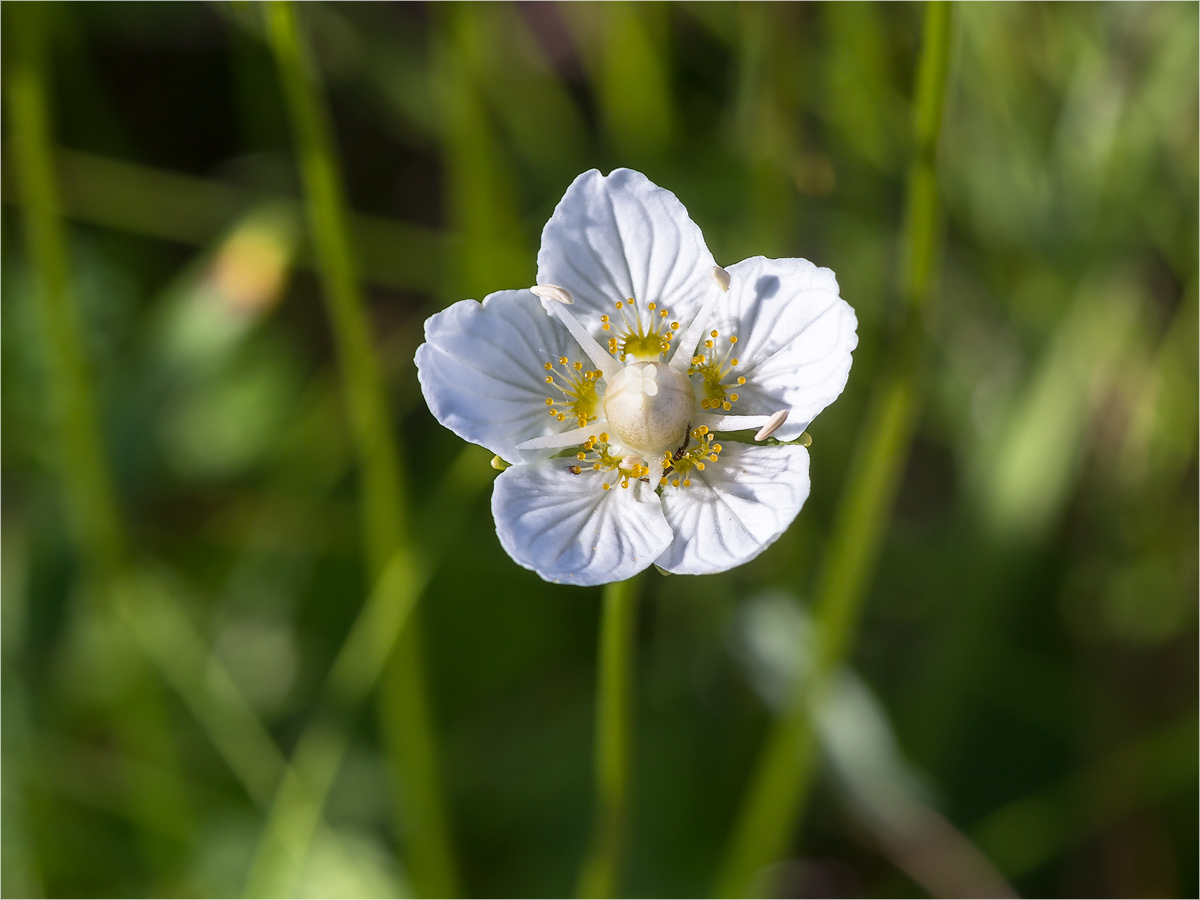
[[3, 3, 1196, 897]]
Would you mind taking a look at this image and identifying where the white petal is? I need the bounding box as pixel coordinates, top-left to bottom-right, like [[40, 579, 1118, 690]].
[[657, 443, 811, 575], [416, 290, 583, 463], [713, 257, 858, 441], [492, 461, 672, 586], [537, 169, 719, 330]]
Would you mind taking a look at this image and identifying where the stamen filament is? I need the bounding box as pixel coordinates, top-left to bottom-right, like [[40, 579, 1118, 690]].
[[517, 424, 602, 452], [532, 285, 623, 382], [668, 266, 729, 371]]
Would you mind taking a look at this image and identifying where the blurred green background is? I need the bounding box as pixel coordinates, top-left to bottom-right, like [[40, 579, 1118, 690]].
[[2, 2, 1196, 897]]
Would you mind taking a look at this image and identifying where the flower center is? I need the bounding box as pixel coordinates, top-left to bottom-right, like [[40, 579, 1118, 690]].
[[601, 298, 681, 362], [602, 361, 696, 456]]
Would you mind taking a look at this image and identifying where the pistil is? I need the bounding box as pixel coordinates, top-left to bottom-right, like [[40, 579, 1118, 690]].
[[602, 361, 697, 457]]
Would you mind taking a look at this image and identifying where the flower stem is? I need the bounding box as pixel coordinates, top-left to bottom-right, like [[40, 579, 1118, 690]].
[[576, 576, 642, 898], [714, 4, 955, 897], [260, 3, 458, 896]]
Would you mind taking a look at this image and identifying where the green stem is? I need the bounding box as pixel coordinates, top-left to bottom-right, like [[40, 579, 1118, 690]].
[[260, 3, 458, 896], [714, 4, 954, 897], [576, 577, 641, 899]]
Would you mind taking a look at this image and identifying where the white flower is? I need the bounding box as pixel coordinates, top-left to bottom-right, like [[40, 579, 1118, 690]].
[[416, 169, 857, 586]]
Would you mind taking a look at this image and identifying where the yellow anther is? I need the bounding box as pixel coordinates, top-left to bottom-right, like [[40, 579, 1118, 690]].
[[545, 376, 554, 384], [671, 322, 679, 330], [603, 483, 611, 490], [545, 398, 554, 406], [696, 461, 705, 471], [648, 303, 656, 311], [705, 340, 714, 349], [683, 479, 691, 487], [731, 358, 739, 366], [570, 465, 581, 474], [672, 478, 680, 487], [729, 335, 738, 344], [710, 330, 719, 338], [737, 376, 746, 385], [559, 356, 568, 365], [729, 393, 739, 402], [576, 451, 586, 460], [709, 453, 718, 462], [599, 432, 609, 442], [722, 401, 732, 411], [544, 362, 553, 370]]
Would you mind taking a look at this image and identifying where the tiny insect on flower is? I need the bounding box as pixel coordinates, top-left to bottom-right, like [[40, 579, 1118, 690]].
[[416, 169, 857, 586]]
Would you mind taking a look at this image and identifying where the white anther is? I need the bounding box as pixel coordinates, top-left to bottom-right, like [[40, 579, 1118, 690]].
[[531, 283, 575, 305], [754, 409, 790, 442], [711, 265, 731, 292]]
